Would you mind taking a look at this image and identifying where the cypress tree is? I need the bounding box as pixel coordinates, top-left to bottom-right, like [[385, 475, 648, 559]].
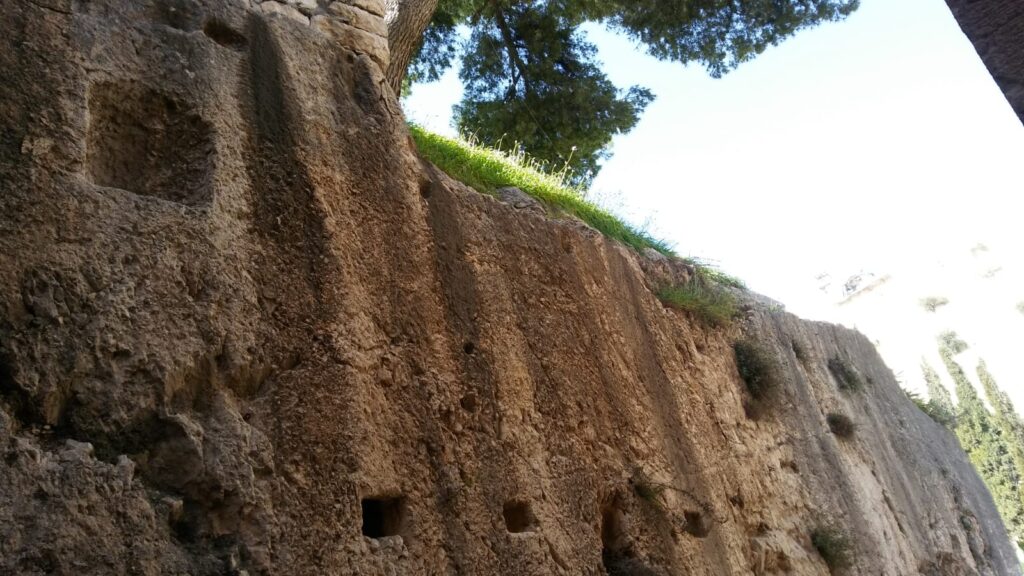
[[977, 361, 1024, 495], [921, 359, 956, 428], [940, 341, 1024, 547]]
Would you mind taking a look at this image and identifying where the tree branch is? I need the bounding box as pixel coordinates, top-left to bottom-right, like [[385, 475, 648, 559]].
[[490, 2, 532, 97]]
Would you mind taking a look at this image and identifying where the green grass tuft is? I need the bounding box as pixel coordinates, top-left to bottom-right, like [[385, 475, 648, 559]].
[[734, 339, 781, 401], [828, 357, 864, 392], [656, 281, 738, 327], [632, 477, 665, 504], [409, 125, 674, 256], [682, 257, 746, 289], [811, 526, 854, 571], [826, 413, 856, 439]]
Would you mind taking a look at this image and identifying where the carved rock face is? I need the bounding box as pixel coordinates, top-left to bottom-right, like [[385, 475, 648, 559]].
[[0, 1, 1020, 575]]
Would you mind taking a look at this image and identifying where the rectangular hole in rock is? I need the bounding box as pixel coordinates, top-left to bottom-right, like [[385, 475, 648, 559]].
[[361, 496, 406, 539], [683, 510, 710, 538], [601, 500, 628, 555], [503, 500, 536, 533], [85, 81, 214, 207]]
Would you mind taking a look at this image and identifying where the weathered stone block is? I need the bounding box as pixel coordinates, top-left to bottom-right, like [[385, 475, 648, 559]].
[[260, 0, 310, 25], [286, 0, 318, 16], [313, 14, 389, 68], [327, 1, 388, 37], [347, 0, 386, 17]]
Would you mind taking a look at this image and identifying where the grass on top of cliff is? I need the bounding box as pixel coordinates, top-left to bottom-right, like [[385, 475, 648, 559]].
[[409, 125, 674, 256], [657, 281, 739, 327]]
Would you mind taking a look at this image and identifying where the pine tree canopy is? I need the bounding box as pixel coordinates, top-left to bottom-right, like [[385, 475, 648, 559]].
[[940, 346, 1024, 547], [406, 0, 860, 184]]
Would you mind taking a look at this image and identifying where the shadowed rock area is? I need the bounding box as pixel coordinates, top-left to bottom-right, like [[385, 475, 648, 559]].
[[945, 0, 1024, 125], [0, 0, 1020, 574]]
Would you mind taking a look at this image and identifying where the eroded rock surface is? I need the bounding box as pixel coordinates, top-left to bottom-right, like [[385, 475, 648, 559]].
[[0, 0, 1020, 574], [946, 0, 1024, 125]]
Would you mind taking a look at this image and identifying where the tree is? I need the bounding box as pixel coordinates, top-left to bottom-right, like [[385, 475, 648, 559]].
[[977, 361, 1024, 491], [921, 359, 956, 428], [938, 330, 968, 355], [390, 0, 860, 184], [386, 0, 443, 97], [939, 342, 1024, 547]]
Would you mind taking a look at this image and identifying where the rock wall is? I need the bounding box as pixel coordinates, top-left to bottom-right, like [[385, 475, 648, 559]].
[[945, 0, 1024, 125], [0, 1, 1020, 574]]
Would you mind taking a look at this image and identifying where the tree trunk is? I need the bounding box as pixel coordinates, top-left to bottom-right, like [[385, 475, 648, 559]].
[[385, 0, 440, 95]]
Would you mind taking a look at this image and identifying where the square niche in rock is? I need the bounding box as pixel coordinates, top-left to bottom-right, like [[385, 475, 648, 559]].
[[361, 496, 407, 539], [85, 81, 214, 207]]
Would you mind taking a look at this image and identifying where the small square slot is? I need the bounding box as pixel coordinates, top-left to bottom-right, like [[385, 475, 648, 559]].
[[503, 500, 536, 533], [361, 496, 406, 539]]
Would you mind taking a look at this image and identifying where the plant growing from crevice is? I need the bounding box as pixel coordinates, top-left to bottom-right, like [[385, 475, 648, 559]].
[[656, 280, 738, 327], [632, 475, 666, 507], [919, 296, 949, 313], [828, 357, 863, 392], [629, 470, 724, 537], [811, 526, 853, 571], [735, 338, 781, 401], [826, 413, 856, 439]]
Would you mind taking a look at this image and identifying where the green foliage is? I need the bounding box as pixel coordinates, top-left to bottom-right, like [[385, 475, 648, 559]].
[[409, 125, 674, 255], [919, 296, 949, 312], [454, 1, 653, 185], [942, 349, 1024, 546], [602, 0, 860, 78], [631, 474, 666, 505], [826, 413, 856, 439], [921, 361, 956, 419], [734, 339, 781, 400], [656, 281, 738, 327], [938, 331, 968, 355], [918, 361, 957, 428], [906, 388, 957, 428], [828, 357, 863, 392], [629, 469, 722, 537], [1016, 301, 1024, 315], [684, 257, 747, 289], [404, 0, 474, 87], [977, 361, 1024, 504], [811, 526, 853, 571], [412, 0, 859, 182]]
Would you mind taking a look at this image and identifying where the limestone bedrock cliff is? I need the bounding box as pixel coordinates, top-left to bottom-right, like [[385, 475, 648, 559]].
[[0, 0, 1019, 574]]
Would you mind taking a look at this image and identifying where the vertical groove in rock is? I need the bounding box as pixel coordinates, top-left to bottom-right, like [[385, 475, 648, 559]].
[[0, 1, 1020, 574]]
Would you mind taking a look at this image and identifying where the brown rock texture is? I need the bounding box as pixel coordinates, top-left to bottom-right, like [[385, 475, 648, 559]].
[[0, 0, 1020, 574], [946, 0, 1024, 125]]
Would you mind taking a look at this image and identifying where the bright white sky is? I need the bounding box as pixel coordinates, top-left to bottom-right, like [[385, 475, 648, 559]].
[[404, 0, 1024, 406]]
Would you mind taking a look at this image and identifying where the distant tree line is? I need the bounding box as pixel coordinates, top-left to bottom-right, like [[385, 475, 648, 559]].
[[926, 333, 1024, 548]]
